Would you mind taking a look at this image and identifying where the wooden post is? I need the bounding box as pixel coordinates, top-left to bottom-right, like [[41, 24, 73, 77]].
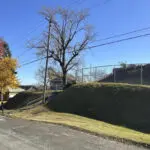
[[95, 67, 97, 81], [114, 66, 116, 83], [43, 19, 52, 103]]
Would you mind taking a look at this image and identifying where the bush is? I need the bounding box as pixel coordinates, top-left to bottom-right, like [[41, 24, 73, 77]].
[[48, 82, 150, 133]]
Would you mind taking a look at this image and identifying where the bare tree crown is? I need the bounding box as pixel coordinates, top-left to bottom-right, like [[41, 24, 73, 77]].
[[33, 7, 94, 87]]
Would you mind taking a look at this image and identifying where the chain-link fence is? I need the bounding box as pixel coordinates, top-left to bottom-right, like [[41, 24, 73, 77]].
[[75, 63, 150, 85]]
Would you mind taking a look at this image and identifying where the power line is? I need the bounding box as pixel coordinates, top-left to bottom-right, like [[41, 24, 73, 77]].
[[90, 0, 112, 11], [13, 20, 45, 50], [16, 1, 86, 60], [20, 32, 150, 67], [86, 32, 150, 50], [16, 20, 46, 59], [13, 1, 108, 62], [65, 0, 87, 9], [18, 25, 150, 61], [94, 26, 150, 42], [15, 0, 111, 63], [20, 56, 46, 66]]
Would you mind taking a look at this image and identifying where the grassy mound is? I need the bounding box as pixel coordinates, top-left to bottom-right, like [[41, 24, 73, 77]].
[[4, 92, 43, 109], [48, 82, 150, 133]]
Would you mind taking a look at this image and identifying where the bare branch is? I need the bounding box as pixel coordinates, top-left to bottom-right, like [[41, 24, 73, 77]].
[[33, 7, 95, 87]]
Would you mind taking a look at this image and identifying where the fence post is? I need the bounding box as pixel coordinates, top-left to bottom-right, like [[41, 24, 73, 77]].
[[82, 68, 84, 83], [90, 65, 92, 82], [95, 67, 97, 82], [113, 66, 116, 82], [140, 65, 143, 85], [75, 69, 78, 83]]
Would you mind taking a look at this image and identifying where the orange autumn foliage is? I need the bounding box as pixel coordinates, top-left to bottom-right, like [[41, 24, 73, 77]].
[[0, 57, 19, 94]]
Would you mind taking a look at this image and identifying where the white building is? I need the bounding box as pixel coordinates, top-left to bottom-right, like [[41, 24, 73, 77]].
[[9, 88, 25, 98]]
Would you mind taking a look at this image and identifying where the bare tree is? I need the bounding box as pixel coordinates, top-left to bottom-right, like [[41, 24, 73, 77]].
[[32, 7, 94, 88], [35, 66, 61, 87]]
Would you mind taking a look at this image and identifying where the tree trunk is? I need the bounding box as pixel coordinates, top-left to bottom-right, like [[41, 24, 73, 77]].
[[1, 89, 4, 114], [62, 71, 67, 89]]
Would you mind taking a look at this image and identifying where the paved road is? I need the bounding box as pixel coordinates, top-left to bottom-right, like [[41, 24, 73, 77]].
[[0, 116, 148, 150]]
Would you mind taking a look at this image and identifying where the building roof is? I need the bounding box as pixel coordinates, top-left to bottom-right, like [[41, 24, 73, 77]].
[[8, 88, 25, 93], [20, 85, 37, 91]]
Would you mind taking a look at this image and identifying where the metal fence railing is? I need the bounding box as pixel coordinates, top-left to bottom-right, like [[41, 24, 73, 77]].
[[75, 63, 150, 85]]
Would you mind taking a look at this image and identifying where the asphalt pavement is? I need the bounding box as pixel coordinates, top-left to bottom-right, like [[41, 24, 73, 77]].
[[0, 115, 148, 150]]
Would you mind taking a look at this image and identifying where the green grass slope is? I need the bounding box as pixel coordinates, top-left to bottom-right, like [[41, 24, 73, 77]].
[[48, 82, 150, 133], [9, 105, 150, 146]]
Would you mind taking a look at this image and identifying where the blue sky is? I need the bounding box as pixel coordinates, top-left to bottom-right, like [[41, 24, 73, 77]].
[[1, 0, 150, 85]]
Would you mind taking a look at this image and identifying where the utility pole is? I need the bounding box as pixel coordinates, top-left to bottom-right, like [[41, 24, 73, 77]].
[[43, 18, 52, 104]]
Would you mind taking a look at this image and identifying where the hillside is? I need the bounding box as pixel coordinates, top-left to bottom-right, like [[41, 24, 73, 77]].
[[100, 64, 150, 85], [3, 82, 150, 146], [48, 82, 150, 133]]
